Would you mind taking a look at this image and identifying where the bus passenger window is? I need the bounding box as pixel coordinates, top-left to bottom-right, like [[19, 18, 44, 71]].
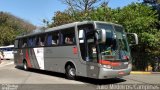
[[61, 28, 75, 45], [65, 37, 73, 44], [52, 40, 57, 45], [46, 32, 59, 46], [22, 43, 27, 48], [22, 38, 27, 48], [39, 41, 44, 46], [27, 37, 36, 47], [46, 35, 52, 46], [36, 35, 45, 47], [52, 33, 59, 45]]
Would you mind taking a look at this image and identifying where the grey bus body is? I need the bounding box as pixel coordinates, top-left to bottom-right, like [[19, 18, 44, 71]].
[[14, 21, 133, 79]]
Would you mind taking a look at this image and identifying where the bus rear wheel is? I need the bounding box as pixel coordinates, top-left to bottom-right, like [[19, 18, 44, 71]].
[[66, 64, 76, 80], [23, 60, 28, 70]]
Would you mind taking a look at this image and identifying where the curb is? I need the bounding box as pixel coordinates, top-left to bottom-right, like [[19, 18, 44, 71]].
[[131, 71, 152, 75], [151, 72, 160, 74], [131, 71, 160, 75]]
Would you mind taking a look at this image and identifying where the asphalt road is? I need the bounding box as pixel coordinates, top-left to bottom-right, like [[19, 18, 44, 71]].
[[0, 60, 160, 90]]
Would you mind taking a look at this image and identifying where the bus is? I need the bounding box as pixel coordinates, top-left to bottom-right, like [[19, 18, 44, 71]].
[[0, 45, 14, 60], [14, 21, 138, 79]]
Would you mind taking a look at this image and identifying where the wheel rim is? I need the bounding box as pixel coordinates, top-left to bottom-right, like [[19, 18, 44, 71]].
[[24, 62, 27, 70], [69, 67, 75, 76]]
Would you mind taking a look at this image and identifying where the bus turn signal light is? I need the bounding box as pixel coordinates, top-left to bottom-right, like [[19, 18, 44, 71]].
[[73, 47, 78, 54]]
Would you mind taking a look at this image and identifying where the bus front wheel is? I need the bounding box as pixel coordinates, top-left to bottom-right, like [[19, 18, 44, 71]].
[[66, 64, 76, 80]]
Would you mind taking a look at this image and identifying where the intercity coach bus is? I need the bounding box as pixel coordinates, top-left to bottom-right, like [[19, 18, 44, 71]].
[[14, 21, 138, 79]]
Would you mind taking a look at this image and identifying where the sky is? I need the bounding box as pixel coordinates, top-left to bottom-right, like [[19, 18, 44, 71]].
[[0, 0, 143, 27]]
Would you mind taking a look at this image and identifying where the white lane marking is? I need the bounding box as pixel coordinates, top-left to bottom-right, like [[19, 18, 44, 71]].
[[0, 62, 14, 68]]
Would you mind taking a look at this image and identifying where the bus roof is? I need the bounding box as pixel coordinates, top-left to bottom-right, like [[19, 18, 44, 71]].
[[15, 21, 122, 39], [0, 45, 14, 49]]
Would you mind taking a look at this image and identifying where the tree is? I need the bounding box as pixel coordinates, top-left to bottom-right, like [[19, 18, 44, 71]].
[[49, 2, 160, 71], [48, 0, 110, 27], [111, 3, 160, 71], [89, 5, 112, 21], [60, 0, 106, 12], [0, 12, 36, 46], [49, 11, 75, 27], [143, 0, 157, 4]]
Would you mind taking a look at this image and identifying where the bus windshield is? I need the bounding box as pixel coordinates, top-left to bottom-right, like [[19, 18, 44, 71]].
[[96, 23, 130, 61]]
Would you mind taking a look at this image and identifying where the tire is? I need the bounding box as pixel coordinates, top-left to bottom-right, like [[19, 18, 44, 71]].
[[66, 64, 76, 80], [23, 61, 28, 70]]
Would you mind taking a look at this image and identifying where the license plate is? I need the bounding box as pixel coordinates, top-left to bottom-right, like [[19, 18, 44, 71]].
[[118, 71, 125, 75], [124, 62, 128, 65]]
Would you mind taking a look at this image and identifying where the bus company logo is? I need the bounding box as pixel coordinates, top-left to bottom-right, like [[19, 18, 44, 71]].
[[1, 84, 18, 90], [96, 84, 160, 90]]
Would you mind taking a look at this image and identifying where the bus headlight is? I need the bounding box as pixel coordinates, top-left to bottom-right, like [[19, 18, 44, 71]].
[[103, 65, 112, 69]]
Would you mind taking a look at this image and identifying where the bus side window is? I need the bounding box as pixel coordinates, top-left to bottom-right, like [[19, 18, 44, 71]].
[[27, 37, 36, 47], [36, 34, 46, 47], [28, 37, 32, 47], [18, 39, 22, 48], [22, 38, 27, 48], [46, 35, 52, 46], [52, 32, 59, 45], [22, 43, 27, 48], [61, 28, 75, 45], [46, 32, 59, 46]]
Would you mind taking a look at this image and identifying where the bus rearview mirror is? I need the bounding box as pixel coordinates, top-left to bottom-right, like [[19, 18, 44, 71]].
[[79, 30, 84, 43], [127, 33, 138, 46], [96, 29, 106, 43]]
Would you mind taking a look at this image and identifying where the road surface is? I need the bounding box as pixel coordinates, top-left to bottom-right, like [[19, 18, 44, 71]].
[[0, 60, 160, 90]]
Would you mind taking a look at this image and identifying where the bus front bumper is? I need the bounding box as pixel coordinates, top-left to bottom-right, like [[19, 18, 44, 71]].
[[98, 66, 132, 79]]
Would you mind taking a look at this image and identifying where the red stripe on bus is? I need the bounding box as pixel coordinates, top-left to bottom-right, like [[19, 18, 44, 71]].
[[26, 49, 32, 68], [99, 60, 121, 67]]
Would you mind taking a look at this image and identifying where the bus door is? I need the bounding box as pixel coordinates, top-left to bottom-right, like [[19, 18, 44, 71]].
[[78, 24, 100, 78]]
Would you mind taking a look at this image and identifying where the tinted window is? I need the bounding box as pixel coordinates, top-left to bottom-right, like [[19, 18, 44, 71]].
[[20, 38, 27, 48], [46, 32, 59, 46], [36, 34, 46, 47], [27, 37, 36, 47], [61, 28, 75, 45]]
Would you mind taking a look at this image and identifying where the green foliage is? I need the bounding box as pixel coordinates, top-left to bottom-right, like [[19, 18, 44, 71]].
[[112, 3, 160, 70], [0, 12, 36, 46], [50, 11, 75, 27], [49, 2, 160, 71], [60, 0, 104, 12], [89, 6, 112, 21]]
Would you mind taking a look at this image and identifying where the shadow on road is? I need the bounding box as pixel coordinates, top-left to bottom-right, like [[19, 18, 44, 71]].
[[76, 77, 126, 85], [15, 66, 126, 85]]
